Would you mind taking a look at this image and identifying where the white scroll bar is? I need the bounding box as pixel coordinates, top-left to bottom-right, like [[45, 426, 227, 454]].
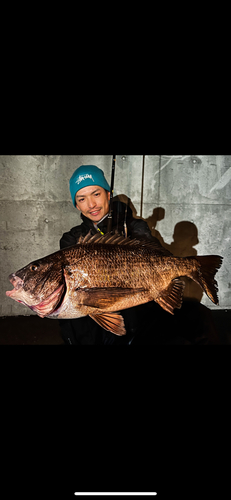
[[74, 494, 157, 496]]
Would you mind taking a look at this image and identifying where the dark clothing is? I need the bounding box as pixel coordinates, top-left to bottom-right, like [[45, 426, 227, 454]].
[[59, 200, 169, 345], [60, 200, 166, 250]]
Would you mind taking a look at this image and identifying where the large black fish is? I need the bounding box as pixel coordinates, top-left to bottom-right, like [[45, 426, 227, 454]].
[[6, 233, 223, 336]]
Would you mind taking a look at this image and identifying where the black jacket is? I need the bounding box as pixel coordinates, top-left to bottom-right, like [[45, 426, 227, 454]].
[[59, 200, 171, 345]]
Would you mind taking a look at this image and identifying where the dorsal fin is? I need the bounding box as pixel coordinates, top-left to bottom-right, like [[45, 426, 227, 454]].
[[78, 231, 142, 247], [77, 231, 171, 254]]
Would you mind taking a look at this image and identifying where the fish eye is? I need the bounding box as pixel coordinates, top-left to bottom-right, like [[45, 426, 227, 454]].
[[30, 265, 38, 271]]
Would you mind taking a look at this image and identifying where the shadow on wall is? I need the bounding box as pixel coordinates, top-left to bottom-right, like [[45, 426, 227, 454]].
[[147, 209, 203, 302], [115, 195, 203, 302]]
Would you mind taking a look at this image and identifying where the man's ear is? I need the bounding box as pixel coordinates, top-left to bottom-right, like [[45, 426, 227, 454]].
[[107, 191, 110, 201]]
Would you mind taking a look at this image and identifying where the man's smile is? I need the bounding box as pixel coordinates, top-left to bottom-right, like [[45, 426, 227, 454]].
[[89, 208, 102, 216]]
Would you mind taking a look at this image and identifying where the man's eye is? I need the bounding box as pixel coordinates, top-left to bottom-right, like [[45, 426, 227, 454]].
[[79, 198, 84, 202]]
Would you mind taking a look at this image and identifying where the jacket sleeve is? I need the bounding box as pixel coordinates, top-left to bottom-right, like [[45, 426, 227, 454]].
[[60, 231, 77, 250], [60, 224, 84, 250]]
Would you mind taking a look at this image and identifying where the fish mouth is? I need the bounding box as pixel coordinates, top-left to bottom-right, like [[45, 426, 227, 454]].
[[6, 274, 66, 318], [6, 288, 20, 298], [6, 274, 24, 296]]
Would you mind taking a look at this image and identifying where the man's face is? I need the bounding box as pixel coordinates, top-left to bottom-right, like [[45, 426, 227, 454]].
[[75, 185, 110, 222]]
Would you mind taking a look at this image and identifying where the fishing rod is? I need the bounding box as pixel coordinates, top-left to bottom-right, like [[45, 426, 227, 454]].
[[140, 155, 145, 218], [107, 155, 116, 233]]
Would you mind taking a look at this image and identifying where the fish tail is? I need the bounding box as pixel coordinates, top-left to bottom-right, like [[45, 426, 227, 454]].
[[190, 255, 223, 305]]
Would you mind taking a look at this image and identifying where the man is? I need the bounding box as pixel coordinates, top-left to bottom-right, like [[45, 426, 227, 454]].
[[60, 164, 165, 247], [59, 164, 171, 345]]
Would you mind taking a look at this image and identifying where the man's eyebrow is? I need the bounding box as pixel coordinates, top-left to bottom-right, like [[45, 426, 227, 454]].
[[76, 189, 101, 198]]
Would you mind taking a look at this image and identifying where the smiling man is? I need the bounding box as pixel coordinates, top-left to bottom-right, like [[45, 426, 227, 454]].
[[71, 165, 110, 225], [59, 164, 171, 345], [61, 165, 112, 246]]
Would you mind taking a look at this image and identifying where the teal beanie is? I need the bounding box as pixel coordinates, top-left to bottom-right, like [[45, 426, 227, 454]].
[[69, 165, 110, 207]]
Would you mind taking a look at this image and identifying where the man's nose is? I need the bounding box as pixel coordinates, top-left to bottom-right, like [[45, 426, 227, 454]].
[[88, 197, 97, 208]]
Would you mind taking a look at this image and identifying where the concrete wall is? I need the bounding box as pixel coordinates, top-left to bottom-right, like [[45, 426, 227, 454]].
[[0, 155, 230, 316]]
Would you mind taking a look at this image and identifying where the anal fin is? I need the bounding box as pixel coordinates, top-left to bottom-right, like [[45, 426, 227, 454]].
[[89, 312, 126, 336], [155, 278, 185, 315]]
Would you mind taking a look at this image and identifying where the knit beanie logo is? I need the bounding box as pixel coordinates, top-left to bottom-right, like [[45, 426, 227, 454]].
[[76, 174, 95, 185]]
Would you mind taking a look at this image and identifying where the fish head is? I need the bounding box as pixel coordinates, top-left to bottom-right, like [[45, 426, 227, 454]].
[[6, 256, 66, 318]]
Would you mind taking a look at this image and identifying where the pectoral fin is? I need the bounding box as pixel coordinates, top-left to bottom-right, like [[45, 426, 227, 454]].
[[155, 278, 185, 314], [89, 312, 126, 336], [76, 287, 145, 309]]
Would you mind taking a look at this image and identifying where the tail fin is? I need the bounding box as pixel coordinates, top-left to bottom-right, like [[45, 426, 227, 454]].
[[191, 255, 223, 305]]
